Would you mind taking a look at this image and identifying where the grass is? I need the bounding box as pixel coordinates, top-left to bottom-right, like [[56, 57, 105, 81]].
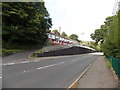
[[105, 58, 112, 69], [2, 42, 43, 56], [31, 45, 70, 57], [2, 49, 22, 56]]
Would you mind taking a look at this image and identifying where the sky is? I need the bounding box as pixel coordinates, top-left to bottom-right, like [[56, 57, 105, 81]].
[[44, 0, 115, 41]]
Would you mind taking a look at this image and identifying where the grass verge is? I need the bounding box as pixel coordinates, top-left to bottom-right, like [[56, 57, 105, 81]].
[[105, 58, 112, 69], [2, 49, 22, 56]]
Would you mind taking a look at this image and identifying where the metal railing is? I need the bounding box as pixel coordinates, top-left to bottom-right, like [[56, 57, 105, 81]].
[[106, 56, 120, 79]]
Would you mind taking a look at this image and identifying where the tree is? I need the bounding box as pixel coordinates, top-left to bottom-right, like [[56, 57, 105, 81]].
[[102, 13, 119, 57], [61, 32, 67, 37], [69, 34, 78, 40], [52, 29, 60, 35], [90, 29, 104, 45], [90, 16, 114, 45], [76, 39, 82, 43], [2, 2, 52, 48], [91, 11, 120, 58]]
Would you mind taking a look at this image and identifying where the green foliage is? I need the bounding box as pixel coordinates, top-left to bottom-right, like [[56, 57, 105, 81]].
[[88, 41, 101, 51], [102, 13, 119, 58], [69, 34, 78, 40], [69, 34, 81, 43], [90, 16, 113, 45], [91, 10, 120, 59], [106, 59, 112, 69], [76, 39, 82, 43], [52, 29, 60, 35], [2, 2, 52, 49], [61, 32, 67, 37], [2, 49, 21, 56]]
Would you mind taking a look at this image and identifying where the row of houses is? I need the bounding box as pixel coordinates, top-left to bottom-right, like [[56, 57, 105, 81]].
[[48, 32, 80, 47]]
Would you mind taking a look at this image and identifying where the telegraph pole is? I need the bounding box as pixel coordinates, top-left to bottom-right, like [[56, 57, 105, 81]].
[[59, 27, 61, 35], [59, 27, 61, 44]]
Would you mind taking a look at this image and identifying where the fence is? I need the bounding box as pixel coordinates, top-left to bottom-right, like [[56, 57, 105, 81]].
[[106, 56, 120, 79]]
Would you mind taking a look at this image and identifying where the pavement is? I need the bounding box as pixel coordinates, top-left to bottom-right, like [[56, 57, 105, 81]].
[[77, 56, 119, 88], [2, 53, 99, 88]]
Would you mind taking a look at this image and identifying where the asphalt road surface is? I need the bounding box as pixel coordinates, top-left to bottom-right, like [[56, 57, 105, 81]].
[[2, 53, 100, 88], [2, 50, 36, 64]]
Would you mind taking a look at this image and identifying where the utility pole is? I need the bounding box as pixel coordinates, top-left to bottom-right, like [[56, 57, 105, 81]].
[[59, 27, 61, 35], [59, 27, 61, 44]]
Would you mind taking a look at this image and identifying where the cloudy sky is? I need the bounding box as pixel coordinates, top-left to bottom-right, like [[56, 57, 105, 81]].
[[44, 0, 115, 41]]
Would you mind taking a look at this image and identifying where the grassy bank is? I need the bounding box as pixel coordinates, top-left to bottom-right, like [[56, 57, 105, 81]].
[[31, 45, 70, 57], [2, 49, 22, 56], [105, 59, 112, 69], [2, 42, 43, 56]]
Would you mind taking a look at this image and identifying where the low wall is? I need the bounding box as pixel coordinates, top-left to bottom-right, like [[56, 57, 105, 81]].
[[36, 46, 94, 57]]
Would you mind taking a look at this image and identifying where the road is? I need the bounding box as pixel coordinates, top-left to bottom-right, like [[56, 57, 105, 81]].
[[2, 53, 100, 88], [2, 50, 36, 64]]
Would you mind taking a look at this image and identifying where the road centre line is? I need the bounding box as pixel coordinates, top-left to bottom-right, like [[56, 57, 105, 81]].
[[3, 63, 15, 66], [43, 65, 53, 68], [72, 58, 80, 61], [3, 60, 37, 66], [3, 56, 81, 66], [56, 62, 65, 65], [37, 62, 65, 70], [21, 61, 29, 63], [37, 67, 44, 70]]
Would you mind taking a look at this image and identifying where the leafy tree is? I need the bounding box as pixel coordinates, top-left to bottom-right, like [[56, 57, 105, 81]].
[[102, 13, 119, 57], [76, 39, 82, 43], [69, 34, 78, 40], [90, 16, 113, 45], [2, 2, 52, 49], [52, 29, 60, 35], [91, 11, 120, 58], [61, 32, 67, 37]]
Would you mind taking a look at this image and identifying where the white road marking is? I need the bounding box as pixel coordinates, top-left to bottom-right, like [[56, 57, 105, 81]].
[[3, 63, 15, 66], [3, 59, 65, 67], [33, 60, 39, 62], [0, 77, 2, 79], [37, 62, 65, 70], [21, 61, 29, 64], [23, 71, 26, 73], [72, 58, 80, 61], [56, 62, 65, 65], [37, 67, 43, 70], [49, 65, 54, 67], [43, 65, 53, 68]]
